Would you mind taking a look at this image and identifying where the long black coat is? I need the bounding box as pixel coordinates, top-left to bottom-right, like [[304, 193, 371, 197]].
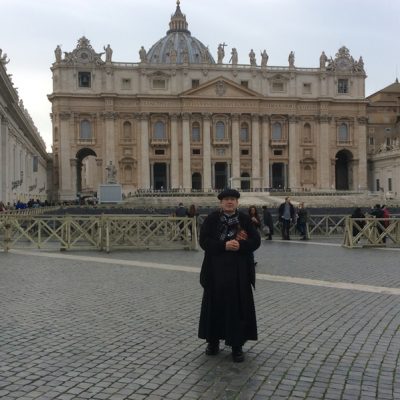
[[198, 210, 261, 347]]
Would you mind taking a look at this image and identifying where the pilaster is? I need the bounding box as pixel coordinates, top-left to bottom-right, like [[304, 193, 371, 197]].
[[261, 115, 270, 188], [170, 113, 179, 189], [182, 113, 191, 191], [202, 113, 212, 190], [231, 114, 240, 189], [251, 114, 261, 189], [288, 115, 298, 189]]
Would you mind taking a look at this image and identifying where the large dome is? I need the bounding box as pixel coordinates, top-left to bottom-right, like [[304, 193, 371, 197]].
[[146, 1, 215, 65]]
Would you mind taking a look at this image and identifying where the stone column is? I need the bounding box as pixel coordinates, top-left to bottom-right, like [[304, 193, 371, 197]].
[[170, 114, 179, 189], [231, 114, 240, 189], [251, 114, 261, 189], [202, 113, 212, 190], [139, 113, 150, 189], [288, 115, 298, 189], [96, 158, 103, 186], [104, 112, 116, 167], [182, 113, 191, 191], [357, 116, 368, 190], [0, 113, 7, 202], [261, 115, 270, 189], [70, 158, 78, 197], [318, 115, 331, 189], [59, 112, 73, 200]]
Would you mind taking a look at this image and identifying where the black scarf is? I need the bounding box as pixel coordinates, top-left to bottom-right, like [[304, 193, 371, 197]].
[[218, 211, 240, 241]]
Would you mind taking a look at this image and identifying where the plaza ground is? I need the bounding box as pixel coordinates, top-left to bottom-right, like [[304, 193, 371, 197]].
[[1, 238, 400, 399]]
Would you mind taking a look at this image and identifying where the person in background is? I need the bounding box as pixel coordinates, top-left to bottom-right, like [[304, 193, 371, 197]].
[[350, 207, 365, 241], [296, 202, 309, 240], [174, 202, 187, 240], [198, 189, 260, 362], [261, 206, 274, 240], [187, 204, 199, 239], [278, 197, 295, 240], [248, 205, 261, 266]]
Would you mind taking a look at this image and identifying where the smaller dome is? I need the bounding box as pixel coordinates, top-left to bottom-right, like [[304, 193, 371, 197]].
[[147, 2, 215, 65]]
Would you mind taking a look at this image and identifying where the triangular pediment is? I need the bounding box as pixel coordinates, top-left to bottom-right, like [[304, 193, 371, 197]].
[[180, 76, 261, 98]]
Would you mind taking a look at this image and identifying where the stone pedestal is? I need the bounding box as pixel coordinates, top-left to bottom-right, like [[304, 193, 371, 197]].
[[98, 184, 122, 203]]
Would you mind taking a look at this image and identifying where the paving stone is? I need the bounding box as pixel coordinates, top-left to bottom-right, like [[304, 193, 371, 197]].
[[1, 243, 400, 399]]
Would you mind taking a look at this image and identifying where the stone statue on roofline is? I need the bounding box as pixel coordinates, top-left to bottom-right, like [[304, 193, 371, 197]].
[[261, 50, 268, 67], [139, 46, 147, 63], [249, 49, 256, 66], [103, 44, 113, 62]]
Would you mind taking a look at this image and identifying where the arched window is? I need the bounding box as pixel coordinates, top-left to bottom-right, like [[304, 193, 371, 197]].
[[123, 121, 132, 140], [80, 120, 92, 140], [192, 122, 201, 142], [154, 121, 166, 139], [303, 123, 312, 143], [124, 165, 133, 182], [240, 123, 249, 142], [338, 123, 349, 142], [215, 121, 225, 140], [241, 172, 251, 190], [192, 172, 202, 190], [304, 165, 312, 183], [272, 122, 282, 140]]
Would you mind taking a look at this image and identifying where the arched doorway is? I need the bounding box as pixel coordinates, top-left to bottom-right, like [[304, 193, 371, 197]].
[[192, 172, 202, 190], [153, 163, 167, 190], [214, 162, 228, 189], [241, 172, 250, 190], [76, 148, 97, 196], [272, 163, 285, 189], [335, 150, 353, 190]]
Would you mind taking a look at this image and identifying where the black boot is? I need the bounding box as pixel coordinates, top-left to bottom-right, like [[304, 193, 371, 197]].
[[205, 341, 219, 355], [232, 346, 244, 362]]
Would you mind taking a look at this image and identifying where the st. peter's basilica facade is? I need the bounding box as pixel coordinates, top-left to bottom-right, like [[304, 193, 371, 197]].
[[49, 1, 368, 201]]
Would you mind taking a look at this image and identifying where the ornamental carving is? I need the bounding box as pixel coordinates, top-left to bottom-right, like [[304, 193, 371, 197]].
[[61, 37, 105, 66], [326, 46, 365, 74], [215, 81, 226, 96]]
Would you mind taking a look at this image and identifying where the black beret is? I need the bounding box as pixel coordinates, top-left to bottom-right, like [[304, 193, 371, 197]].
[[217, 188, 240, 200]]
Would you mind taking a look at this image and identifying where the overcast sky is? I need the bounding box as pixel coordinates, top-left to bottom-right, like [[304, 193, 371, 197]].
[[2, 0, 400, 151]]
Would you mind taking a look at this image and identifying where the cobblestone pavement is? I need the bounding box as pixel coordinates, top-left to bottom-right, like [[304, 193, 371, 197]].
[[1, 239, 400, 400]]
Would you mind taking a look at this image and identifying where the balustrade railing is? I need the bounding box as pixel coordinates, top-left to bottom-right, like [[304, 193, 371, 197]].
[[0, 214, 197, 252]]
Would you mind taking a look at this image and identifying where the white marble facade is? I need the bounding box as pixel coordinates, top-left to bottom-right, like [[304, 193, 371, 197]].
[[0, 52, 49, 205], [49, 2, 368, 201]]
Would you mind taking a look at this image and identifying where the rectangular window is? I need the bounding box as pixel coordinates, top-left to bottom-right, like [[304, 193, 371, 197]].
[[303, 83, 312, 94], [274, 150, 283, 156], [272, 82, 284, 92], [386, 137, 391, 146], [376, 179, 380, 191], [338, 79, 348, 94], [368, 137, 374, 145], [192, 79, 200, 88], [192, 149, 201, 155], [33, 156, 38, 172], [78, 72, 91, 88], [152, 79, 166, 89], [122, 78, 131, 89], [154, 149, 165, 155], [241, 149, 249, 156], [241, 81, 249, 88], [388, 178, 392, 191]]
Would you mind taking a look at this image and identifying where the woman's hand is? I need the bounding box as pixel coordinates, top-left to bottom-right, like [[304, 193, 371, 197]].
[[225, 239, 240, 251], [236, 230, 248, 241]]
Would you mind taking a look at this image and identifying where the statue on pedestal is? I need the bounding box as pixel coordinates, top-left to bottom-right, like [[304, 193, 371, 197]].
[[106, 161, 117, 184]]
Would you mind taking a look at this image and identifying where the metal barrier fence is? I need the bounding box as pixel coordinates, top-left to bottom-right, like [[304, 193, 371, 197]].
[[343, 217, 400, 248], [197, 214, 348, 238], [0, 215, 197, 252]]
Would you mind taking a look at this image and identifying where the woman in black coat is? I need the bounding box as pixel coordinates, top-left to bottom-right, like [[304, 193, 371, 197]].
[[198, 189, 261, 362]]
